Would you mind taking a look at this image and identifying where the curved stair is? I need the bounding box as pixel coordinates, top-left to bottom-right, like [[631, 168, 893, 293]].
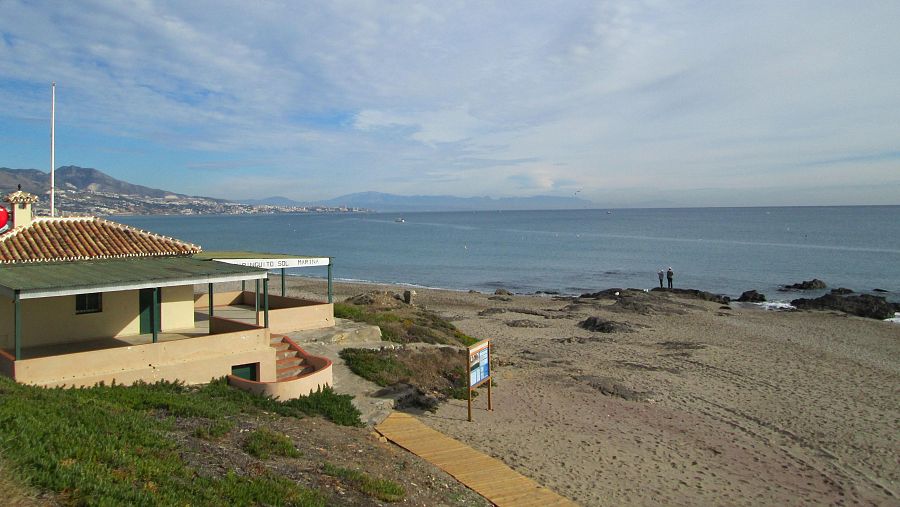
[[227, 333, 333, 400], [272, 334, 317, 381]]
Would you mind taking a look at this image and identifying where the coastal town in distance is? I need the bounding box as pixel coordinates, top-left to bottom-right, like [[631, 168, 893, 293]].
[[48, 187, 369, 216]]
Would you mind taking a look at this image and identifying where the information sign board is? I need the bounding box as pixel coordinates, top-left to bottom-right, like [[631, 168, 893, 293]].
[[469, 341, 490, 388], [466, 339, 493, 421]]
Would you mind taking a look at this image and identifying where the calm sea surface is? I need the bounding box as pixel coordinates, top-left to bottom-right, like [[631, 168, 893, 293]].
[[116, 206, 900, 302]]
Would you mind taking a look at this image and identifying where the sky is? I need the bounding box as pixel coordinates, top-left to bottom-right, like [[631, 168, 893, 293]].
[[0, 0, 898, 207]]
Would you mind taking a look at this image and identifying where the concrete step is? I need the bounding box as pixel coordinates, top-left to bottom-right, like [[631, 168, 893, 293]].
[[276, 356, 304, 369], [271, 342, 290, 352], [277, 365, 317, 381], [277, 367, 301, 379], [270, 335, 287, 345], [276, 349, 298, 360]]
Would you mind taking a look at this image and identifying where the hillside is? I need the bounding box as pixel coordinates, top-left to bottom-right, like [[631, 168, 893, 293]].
[[0, 166, 359, 216], [0, 166, 187, 198]]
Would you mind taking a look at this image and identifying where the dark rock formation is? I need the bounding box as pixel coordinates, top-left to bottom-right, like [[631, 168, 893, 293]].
[[494, 288, 512, 296], [830, 288, 854, 295], [579, 288, 627, 299], [650, 287, 731, 304], [737, 290, 766, 303], [781, 279, 827, 291], [873, 288, 888, 293], [578, 317, 632, 333], [791, 293, 895, 320]]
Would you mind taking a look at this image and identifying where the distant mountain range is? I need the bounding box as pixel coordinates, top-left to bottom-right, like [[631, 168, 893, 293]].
[[2, 165, 595, 213], [0, 166, 191, 199], [244, 191, 596, 212]]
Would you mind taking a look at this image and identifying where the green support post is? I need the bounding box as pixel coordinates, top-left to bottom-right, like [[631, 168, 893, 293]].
[[327, 259, 333, 304], [281, 268, 286, 296], [208, 283, 214, 318], [255, 279, 260, 325], [152, 287, 160, 343], [263, 278, 269, 328], [14, 291, 21, 361], [241, 280, 245, 292]]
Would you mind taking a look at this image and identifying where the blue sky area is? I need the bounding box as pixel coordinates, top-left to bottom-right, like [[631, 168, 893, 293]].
[[1, 1, 898, 207]]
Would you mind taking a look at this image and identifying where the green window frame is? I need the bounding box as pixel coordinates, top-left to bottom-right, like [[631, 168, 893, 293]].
[[76, 292, 103, 314]]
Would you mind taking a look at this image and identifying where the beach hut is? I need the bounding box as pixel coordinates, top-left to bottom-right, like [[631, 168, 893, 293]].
[[0, 189, 332, 398]]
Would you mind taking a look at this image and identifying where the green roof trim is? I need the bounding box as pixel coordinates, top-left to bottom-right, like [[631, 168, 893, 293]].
[[0, 257, 267, 299]]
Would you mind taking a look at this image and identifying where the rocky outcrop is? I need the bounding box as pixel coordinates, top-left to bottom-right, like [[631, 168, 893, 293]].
[[650, 287, 731, 304], [781, 279, 827, 291], [737, 290, 766, 303], [494, 288, 512, 296], [578, 317, 632, 333], [579, 288, 627, 299], [829, 288, 853, 295], [791, 293, 895, 320]]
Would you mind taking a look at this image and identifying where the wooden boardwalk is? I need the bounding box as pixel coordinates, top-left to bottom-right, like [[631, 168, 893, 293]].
[[376, 412, 577, 506]]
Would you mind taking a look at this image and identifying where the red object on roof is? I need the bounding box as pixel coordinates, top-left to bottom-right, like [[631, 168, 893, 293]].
[[0, 207, 7, 230], [0, 217, 202, 264]]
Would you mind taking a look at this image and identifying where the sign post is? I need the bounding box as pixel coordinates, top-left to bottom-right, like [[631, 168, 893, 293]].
[[467, 338, 493, 422]]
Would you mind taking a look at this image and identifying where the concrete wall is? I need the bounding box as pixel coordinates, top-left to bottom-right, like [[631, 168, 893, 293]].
[[11, 325, 276, 388], [161, 285, 195, 330], [17, 290, 139, 348], [194, 290, 334, 333], [0, 286, 197, 350], [227, 342, 333, 400], [259, 302, 334, 333]]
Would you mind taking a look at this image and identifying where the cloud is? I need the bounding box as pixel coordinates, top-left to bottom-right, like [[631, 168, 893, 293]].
[[354, 106, 487, 144], [0, 0, 898, 205]]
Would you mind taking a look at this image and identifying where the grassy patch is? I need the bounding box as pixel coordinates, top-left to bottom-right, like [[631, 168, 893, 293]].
[[335, 301, 478, 346], [244, 428, 301, 459], [0, 377, 369, 505], [323, 462, 405, 502], [340, 348, 471, 407], [339, 348, 412, 387], [193, 418, 233, 440]]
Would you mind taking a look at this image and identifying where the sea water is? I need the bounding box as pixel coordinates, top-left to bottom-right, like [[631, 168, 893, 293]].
[[116, 206, 900, 302]]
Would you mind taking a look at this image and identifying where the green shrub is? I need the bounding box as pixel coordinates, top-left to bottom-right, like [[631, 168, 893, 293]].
[[323, 462, 405, 502], [280, 387, 363, 428], [193, 419, 233, 440], [244, 428, 301, 459], [339, 349, 412, 386]]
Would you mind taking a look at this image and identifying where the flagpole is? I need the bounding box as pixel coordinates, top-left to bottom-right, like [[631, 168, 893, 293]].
[[50, 82, 56, 217]]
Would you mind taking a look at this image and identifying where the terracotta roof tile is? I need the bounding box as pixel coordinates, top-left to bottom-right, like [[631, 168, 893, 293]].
[[0, 217, 201, 263]]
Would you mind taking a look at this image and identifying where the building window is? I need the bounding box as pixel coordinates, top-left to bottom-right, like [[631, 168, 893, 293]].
[[76, 293, 102, 314]]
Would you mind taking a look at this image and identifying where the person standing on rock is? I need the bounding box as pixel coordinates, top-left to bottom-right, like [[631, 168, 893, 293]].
[[666, 267, 674, 289], [657, 269, 665, 288]]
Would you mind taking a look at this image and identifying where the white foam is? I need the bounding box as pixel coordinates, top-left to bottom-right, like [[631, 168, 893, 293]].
[[885, 312, 900, 324], [756, 301, 796, 311]]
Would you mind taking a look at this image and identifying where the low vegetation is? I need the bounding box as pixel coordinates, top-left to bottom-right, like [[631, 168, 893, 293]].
[[334, 298, 478, 346], [322, 462, 406, 502], [244, 428, 302, 459], [193, 418, 234, 440], [0, 377, 363, 506], [340, 347, 473, 407], [335, 292, 485, 410]]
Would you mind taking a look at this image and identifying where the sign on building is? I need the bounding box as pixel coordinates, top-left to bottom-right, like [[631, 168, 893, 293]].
[[213, 257, 330, 269]]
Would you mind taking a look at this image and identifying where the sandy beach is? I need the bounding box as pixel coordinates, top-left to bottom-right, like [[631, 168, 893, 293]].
[[282, 276, 899, 506]]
